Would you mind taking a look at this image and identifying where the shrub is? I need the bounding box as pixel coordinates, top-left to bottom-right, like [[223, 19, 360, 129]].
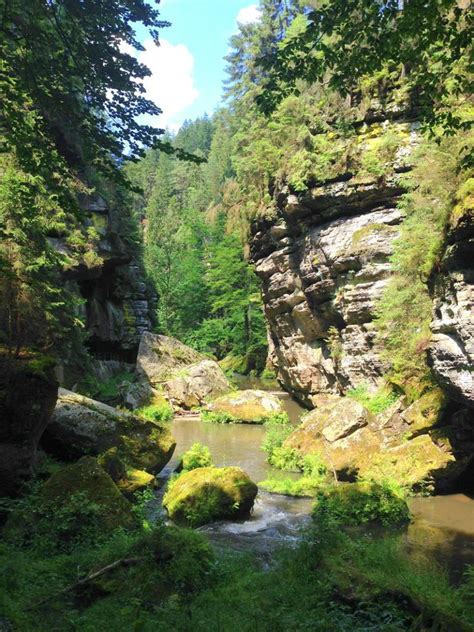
[[200, 409, 237, 424], [347, 384, 399, 414], [181, 443, 213, 471], [312, 481, 410, 527], [260, 453, 328, 497], [137, 401, 173, 423], [261, 411, 302, 470]]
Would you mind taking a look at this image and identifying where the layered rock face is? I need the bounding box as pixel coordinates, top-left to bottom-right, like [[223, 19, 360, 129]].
[[429, 205, 474, 410], [62, 194, 154, 365], [251, 136, 414, 405]]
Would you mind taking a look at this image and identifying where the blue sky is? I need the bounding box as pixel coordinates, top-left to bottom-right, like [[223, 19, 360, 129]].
[[133, 1, 261, 131]]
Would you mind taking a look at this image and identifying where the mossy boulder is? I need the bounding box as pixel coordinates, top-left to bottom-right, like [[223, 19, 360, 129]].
[[205, 389, 283, 424], [0, 355, 58, 496], [4, 457, 137, 547], [117, 469, 155, 500], [98, 447, 155, 499], [163, 466, 258, 527], [42, 389, 176, 475], [400, 388, 446, 436], [282, 394, 456, 489]]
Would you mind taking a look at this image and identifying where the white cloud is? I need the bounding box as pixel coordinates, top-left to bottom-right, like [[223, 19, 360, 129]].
[[137, 38, 199, 131], [237, 4, 262, 25]]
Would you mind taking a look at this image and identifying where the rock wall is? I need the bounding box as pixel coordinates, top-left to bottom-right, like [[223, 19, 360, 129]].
[[64, 194, 154, 364], [429, 204, 474, 410], [251, 120, 418, 405]]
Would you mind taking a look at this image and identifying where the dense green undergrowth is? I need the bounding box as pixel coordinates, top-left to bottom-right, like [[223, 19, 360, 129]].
[[1, 509, 473, 631]]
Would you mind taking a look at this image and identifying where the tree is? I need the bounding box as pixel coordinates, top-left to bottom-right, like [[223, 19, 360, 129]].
[[256, 1, 473, 140]]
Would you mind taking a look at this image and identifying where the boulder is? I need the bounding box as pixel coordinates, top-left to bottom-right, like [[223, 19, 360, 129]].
[[284, 394, 456, 488], [205, 389, 283, 423], [0, 356, 58, 496], [42, 388, 176, 474], [136, 333, 231, 408], [163, 466, 258, 527], [4, 457, 137, 543], [164, 360, 231, 409]]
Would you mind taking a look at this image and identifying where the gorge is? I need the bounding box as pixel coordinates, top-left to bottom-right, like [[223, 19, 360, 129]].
[[0, 1, 473, 630]]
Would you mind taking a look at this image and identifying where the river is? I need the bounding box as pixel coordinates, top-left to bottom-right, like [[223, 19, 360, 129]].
[[156, 382, 474, 580]]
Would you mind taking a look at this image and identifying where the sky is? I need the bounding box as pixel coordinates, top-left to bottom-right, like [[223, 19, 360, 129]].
[[133, 1, 262, 132]]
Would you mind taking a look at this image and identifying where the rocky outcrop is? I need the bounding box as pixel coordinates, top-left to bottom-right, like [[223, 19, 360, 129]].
[[58, 193, 154, 369], [163, 466, 258, 527], [0, 356, 58, 496], [136, 333, 231, 408], [429, 204, 473, 409], [42, 388, 176, 474], [284, 393, 458, 489], [252, 196, 406, 404], [250, 120, 419, 406], [205, 389, 283, 423]]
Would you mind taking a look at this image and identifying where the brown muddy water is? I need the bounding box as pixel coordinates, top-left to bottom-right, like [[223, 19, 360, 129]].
[[156, 385, 474, 578]]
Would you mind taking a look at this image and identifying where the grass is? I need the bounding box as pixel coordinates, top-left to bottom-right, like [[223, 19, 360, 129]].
[[136, 400, 173, 423], [1, 491, 473, 631], [346, 383, 399, 414]]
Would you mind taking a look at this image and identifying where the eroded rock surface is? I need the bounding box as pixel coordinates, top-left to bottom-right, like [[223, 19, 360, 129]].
[[43, 388, 176, 474], [429, 205, 474, 409], [136, 333, 231, 408], [251, 174, 408, 405]]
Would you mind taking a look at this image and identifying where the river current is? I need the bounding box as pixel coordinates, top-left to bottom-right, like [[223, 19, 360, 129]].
[[155, 382, 474, 580]]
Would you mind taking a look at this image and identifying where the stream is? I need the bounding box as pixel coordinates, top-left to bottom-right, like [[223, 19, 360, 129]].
[[156, 382, 474, 580]]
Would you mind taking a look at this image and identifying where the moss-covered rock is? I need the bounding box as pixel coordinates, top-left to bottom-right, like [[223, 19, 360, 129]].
[[4, 457, 137, 547], [281, 394, 456, 489], [43, 389, 176, 475], [117, 468, 155, 500], [400, 388, 446, 436], [163, 466, 258, 527], [205, 389, 283, 424]]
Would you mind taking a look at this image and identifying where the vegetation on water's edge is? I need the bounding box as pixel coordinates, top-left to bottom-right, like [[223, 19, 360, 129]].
[[201, 409, 289, 425], [136, 401, 174, 424], [1, 508, 473, 631]]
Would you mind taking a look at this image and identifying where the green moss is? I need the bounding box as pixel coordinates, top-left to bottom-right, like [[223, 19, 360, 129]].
[[351, 223, 398, 251], [312, 481, 410, 527], [163, 466, 258, 527]]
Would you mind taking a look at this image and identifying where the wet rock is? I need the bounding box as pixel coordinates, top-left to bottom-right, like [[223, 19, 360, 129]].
[[206, 389, 283, 423], [136, 333, 231, 408], [163, 466, 258, 527], [43, 388, 176, 474], [0, 356, 58, 496]]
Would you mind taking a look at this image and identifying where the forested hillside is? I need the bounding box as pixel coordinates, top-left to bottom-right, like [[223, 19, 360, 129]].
[[1, 1, 473, 630]]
